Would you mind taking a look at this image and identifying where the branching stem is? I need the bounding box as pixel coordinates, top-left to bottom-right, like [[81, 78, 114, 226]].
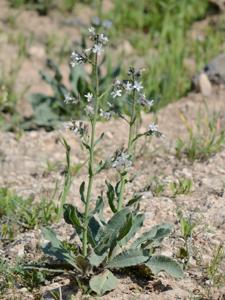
[[82, 54, 99, 256]]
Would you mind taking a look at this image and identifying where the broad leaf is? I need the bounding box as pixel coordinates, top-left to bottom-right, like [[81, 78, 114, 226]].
[[94, 208, 130, 255], [89, 270, 118, 296], [131, 223, 172, 248], [89, 251, 107, 267], [145, 255, 183, 279], [107, 249, 149, 269], [42, 227, 77, 269]]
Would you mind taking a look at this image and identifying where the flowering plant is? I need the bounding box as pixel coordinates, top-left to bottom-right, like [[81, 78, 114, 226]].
[[41, 26, 183, 296]]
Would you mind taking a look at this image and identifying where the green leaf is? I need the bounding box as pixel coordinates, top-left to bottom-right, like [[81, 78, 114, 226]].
[[145, 255, 183, 279], [117, 212, 133, 241], [89, 270, 118, 296], [131, 223, 172, 248], [93, 196, 104, 216], [42, 227, 77, 269], [126, 193, 142, 207], [79, 182, 86, 204], [95, 208, 130, 255], [119, 213, 144, 247], [107, 249, 149, 269], [63, 204, 83, 235], [87, 216, 103, 247], [89, 251, 107, 267], [106, 181, 117, 213]]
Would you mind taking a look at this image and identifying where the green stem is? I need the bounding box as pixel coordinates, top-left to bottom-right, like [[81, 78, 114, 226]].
[[82, 54, 99, 257], [117, 89, 136, 211]]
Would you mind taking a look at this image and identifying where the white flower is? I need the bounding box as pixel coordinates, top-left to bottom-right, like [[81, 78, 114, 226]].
[[149, 123, 158, 132], [99, 33, 108, 44], [100, 109, 111, 120], [88, 27, 95, 35], [124, 81, 133, 92], [70, 51, 84, 67], [111, 89, 122, 98], [112, 152, 132, 170], [139, 95, 154, 108], [92, 44, 104, 55], [84, 92, 93, 103], [64, 93, 77, 104], [133, 80, 143, 92], [115, 79, 121, 86]]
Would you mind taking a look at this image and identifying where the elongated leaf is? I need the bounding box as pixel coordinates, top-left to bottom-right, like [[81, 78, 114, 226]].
[[131, 223, 172, 248], [79, 182, 85, 204], [126, 193, 142, 207], [119, 213, 144, 247], [95, 208, 130, 255], [145, 255, 183, 279], [106, 181, 117, 213], [87, 216, 103, 247], [93, 196, 104, 216], [107, 249, 149, 269], [89, 270, 118, 296]]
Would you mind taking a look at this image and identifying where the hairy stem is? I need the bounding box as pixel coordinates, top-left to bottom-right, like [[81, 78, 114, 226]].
[[82, 54, 99, 256]]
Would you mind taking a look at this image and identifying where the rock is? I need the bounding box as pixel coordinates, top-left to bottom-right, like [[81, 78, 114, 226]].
[[8, 243, 25, 258], [209, 0, 225, 11], [199, 73, 212, 97], [204, 53, 225, 84]]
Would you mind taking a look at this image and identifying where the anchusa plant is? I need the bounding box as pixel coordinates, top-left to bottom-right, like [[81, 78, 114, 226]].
[[41, 26, 183, 296]]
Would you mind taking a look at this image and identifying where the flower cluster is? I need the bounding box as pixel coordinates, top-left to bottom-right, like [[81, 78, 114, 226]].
[[70, 51, 88, 68], [110, 68, 154, 109], [112, 151, 132, 171], [63, 120, 88, 138], [70, 26, 108, 68], [147, 123, 163, 138]]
